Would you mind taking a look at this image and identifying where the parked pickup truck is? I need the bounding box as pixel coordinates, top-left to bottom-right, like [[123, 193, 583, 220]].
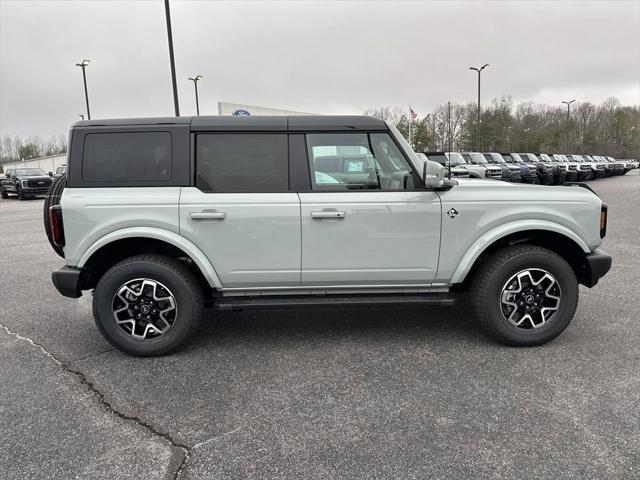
[[45, 115, 612, 356], [1, 167, 53, 199]]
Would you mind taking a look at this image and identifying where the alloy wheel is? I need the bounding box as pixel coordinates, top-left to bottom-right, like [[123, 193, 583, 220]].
[[112, 278, 177, 339], [499, 268, 561, 329]]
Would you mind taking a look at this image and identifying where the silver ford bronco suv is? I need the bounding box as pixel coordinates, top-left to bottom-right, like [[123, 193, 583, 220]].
[[46, 115, 612, 356]]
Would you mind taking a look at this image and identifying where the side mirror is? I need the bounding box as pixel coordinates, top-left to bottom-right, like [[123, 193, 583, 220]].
[[422, 159, 446, 188], [48, 171, 54, 177]]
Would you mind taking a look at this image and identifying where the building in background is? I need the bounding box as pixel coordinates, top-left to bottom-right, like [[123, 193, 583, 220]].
[[1, 154, 66, 174], [217, 101, 314, 116]]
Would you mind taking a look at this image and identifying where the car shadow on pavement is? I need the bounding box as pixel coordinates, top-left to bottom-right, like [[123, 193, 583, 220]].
[[184, 305, 487, 352]]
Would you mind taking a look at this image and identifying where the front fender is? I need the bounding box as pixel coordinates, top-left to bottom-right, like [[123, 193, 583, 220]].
[[78, 227, 222, 288], [449, 220, 590, 284]]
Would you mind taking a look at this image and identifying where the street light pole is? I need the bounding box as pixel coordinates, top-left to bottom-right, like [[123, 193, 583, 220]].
[[164, 0, 180, 116], [561, 99, 576, 121], [75, 59, 91, 120], [469, 63, 489, 151], [188, 75, 203, 115]]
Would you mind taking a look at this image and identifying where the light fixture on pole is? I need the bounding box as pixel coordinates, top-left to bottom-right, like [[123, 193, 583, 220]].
[[188, 75, 203, 115], [561, 99, 576, 120], [469, 63, 489, 151], [75, 59, 91, 120]]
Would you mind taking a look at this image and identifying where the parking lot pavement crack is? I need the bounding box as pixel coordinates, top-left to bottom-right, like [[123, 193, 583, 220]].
[[0, 322, 192, 480]]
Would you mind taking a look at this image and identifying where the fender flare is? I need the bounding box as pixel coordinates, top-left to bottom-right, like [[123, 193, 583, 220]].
[[449, 220, 590, 284], [78, 227, 222, 288]]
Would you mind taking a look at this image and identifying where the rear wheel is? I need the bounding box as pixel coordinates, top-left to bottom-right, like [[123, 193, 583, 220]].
[[0, 187, 7, 199], [471, 245, 578, 346], [93, 255, 203, 356]]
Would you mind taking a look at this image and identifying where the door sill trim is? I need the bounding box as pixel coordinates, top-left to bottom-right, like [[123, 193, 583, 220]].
[[220, 284, 450, 297]]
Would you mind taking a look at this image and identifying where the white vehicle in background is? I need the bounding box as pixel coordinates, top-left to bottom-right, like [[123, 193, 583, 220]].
[[459, 152, 504, 180], [620, 158, 638, 173], [595, 156, 624, 176], [554, 154, 589, 181], [539, 153, 574, 183], [570, 155, 606, 179], [606, 156, 630, 175]]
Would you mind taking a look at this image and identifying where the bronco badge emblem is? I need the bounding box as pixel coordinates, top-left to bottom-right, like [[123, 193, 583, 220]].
[[447, 208, 459, 219]]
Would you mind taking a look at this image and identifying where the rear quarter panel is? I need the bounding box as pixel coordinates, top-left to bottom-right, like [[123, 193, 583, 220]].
[[61, 187, 180, 266]]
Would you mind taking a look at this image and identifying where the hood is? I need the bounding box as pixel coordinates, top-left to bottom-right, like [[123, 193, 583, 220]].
[[482, 163, 503, 170], [16, 174, 51, 181]]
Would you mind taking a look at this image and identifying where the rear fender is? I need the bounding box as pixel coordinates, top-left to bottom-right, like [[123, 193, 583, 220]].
[[78, 227, 222, 288]]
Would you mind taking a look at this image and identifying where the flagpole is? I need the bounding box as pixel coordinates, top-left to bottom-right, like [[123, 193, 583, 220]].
[[408, 106, 412, 148]]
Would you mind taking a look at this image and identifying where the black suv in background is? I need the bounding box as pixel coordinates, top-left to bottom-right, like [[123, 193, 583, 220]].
[[1, 167, 53, 199], [482, 152, 523, 182], [501, 153, 539, 183], [519, 153, 555, 185]]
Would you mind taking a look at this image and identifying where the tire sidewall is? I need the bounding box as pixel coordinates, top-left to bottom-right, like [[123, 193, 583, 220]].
[[93, 260, 197, 355], [482, 250, 578, 345]]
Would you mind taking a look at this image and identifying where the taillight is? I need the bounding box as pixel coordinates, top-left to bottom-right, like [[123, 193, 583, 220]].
[[49, 205, 65, 247], [600, 203, 608, 239]]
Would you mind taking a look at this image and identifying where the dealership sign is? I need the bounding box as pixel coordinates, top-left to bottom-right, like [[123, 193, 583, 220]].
[[232, 109, 252, 116]]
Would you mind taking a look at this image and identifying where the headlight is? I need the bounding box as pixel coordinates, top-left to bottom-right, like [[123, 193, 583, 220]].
[[21, 179, 29, 187]]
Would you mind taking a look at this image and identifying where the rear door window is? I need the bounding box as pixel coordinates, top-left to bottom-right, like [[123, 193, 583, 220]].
[[82, 132, 171, 182], [195, 134, 288, 192]]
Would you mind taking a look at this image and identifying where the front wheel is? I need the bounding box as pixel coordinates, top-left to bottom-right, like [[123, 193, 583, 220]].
[[471, 245, 578, 346], [0, 187, 7, 199], [93, 255, 203, 356], [17, 188, 25, 200]]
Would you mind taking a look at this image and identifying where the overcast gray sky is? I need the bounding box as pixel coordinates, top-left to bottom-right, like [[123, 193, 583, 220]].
[[1, 0, 639, 137]]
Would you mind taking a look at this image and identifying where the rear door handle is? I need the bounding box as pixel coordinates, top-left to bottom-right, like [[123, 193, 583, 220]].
[[310, 211, 345, 219], [190, 211, 226, 220]]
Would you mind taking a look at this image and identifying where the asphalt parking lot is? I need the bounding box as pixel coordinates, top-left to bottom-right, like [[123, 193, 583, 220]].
[[1, 172, 638, 480]]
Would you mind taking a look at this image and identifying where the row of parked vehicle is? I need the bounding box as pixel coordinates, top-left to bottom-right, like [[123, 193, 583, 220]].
[[421, 152, 639, 185]]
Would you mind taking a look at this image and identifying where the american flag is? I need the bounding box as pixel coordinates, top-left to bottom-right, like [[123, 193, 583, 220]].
[[410, 107, 417, 120]]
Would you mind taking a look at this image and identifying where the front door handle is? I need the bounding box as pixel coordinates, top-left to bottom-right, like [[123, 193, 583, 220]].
[[190, 211, 226, 220], [310, 211, 345, 219]]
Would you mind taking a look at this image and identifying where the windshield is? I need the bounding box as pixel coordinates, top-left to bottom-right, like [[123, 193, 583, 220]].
[[521, 153, 537, 163], [485, 153, 506, 163], [13, 168, 46, 176], [445, 152, 467, 166], [469, 152, 488, 164], [540, 154, 554, 162], [502, 153, 518, 163]]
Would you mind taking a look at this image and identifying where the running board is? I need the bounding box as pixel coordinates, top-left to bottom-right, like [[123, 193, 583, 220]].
[[213, 293, 458, 311]]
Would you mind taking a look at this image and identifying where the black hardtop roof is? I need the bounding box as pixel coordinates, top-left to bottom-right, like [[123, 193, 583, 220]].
[[73, 115, 388, 132]]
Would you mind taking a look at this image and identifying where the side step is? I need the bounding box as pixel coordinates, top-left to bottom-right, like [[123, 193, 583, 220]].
[[213, 293, 458, 311]]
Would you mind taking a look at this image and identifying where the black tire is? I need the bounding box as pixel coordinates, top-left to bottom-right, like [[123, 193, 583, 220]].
[[470, 245, 578, 347], [0, 187, 7, 199], [17, 187, 25, 200], [43, 175, 67, 258], [93, 255, 203, 356]]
